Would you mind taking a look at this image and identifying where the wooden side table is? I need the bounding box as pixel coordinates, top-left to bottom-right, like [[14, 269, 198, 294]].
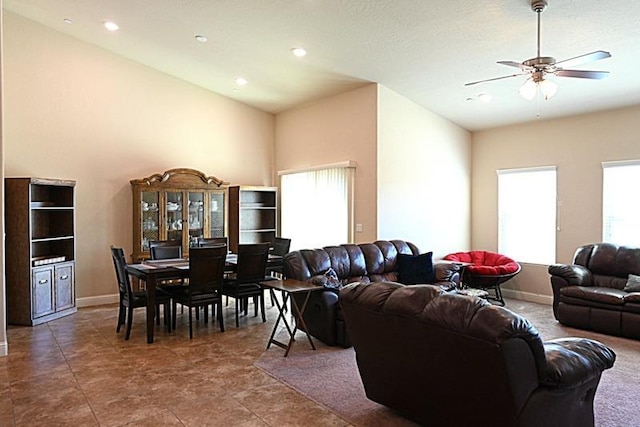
[[260, 279, 324, 357]]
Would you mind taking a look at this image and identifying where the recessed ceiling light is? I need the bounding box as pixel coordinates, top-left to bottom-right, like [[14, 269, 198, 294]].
[[235, 77, 248, 86], [104, 21, 119, 32], [195, 35, 207, 43], [291, 47, 307, 58], [63, 18, 73, 24]]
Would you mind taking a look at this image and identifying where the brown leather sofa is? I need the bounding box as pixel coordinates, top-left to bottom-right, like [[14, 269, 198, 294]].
[[282, 240, 459, 347], [340, 281, 616, 427], [549, 243, 640, 339]]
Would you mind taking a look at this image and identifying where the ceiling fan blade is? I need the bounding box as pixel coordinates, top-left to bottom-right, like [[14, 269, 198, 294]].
[[555, 69, 610, 79], [465, 73, 525, 86], [497, 61, 531, 71], [554, 50, 611, 68]]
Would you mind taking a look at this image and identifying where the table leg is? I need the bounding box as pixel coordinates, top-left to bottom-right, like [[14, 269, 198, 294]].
[[266, 289, 294, 351], [290, 290, 316, 353], [146, 276, 156, 344]]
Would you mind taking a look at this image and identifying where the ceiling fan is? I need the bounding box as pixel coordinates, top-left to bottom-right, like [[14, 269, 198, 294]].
[[466, 0, 611, 100]]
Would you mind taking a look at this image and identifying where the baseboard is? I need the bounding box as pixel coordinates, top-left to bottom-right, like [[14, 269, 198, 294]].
[[0, 340, 8, 357], [502, 289, 553, 305], [76, 294, 119, 308]]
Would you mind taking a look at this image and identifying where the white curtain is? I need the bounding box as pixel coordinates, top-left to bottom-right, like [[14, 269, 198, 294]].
[[280, 166, 353, 250], [498, 166, 557, 264], [603, 161, 640, 246]]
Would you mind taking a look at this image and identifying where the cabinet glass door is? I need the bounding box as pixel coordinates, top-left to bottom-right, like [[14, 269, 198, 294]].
[[188, 192, 205, 247], [141, 191, 160, 251], [165, 191, 183, 243], [210, 191, 225, 238]]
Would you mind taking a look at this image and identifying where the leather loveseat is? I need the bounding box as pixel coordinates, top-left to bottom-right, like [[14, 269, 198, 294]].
[[549, 242, 640, 339], [340, 281, 616, 427], [282, 240, 459, 347]]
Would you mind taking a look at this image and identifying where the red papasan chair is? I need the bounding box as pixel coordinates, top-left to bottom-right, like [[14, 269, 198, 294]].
[[443, 251, 521, 306]]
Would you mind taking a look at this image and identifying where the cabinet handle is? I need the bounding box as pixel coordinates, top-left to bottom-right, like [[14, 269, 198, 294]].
[[60, 275, 69, 280], [38, 279, 49, 284]]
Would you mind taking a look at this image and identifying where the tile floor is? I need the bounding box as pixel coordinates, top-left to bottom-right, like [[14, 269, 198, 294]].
[[0, 297, 351, 426]]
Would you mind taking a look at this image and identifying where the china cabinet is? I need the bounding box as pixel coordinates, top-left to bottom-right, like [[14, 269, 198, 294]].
[[130, 168, 229, 261], [5, 177, 77, 325], [229, 185, 278, 253]]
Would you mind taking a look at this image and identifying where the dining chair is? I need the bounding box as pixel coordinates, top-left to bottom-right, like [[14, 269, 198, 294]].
[[149, 239, 183, 260], [169, 245, 227, 338], [197, 236, 228, 248], [267, 237, 291, 278], [222, 242, 271, 327], [111, 246, 172, 340]]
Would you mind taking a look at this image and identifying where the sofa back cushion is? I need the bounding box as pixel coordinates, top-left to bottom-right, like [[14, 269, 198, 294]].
[[283, 240, 419, 283], [575, 243, 640, 289]]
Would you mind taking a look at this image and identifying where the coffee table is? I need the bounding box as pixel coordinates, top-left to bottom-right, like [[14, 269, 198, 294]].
[[260, 279, 324, 357]]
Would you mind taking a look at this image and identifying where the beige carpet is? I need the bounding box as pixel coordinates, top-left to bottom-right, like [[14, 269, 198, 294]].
[[255, 298, 640, 427]]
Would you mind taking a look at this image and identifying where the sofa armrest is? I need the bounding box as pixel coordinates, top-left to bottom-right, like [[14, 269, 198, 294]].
[[548, 264, 593, 287], [434, 261, 460, 284], [541, 338, 616, 389]]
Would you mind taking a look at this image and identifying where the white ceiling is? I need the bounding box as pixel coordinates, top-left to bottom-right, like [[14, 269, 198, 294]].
[[4, 0, 640, 131]]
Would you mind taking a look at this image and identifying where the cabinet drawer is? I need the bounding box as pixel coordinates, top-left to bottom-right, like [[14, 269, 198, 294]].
[[32, 267, 55, 318]]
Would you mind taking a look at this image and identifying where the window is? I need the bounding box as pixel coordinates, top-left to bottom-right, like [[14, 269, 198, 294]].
[[498, 167, 557, 264], [279, 162, 355, 251], [602, 161, 640, 246]]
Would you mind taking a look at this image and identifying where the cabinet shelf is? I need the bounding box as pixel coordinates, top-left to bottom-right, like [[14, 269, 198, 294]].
[[32, 235, 75, 243], [229, 185, 278, 253]]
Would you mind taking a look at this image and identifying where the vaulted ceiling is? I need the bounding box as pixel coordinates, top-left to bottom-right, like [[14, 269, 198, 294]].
[[5, 0, 640, 131]]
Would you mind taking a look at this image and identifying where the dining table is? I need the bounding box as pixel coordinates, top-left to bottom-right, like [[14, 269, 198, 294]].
[[125, 253, 283, 343]]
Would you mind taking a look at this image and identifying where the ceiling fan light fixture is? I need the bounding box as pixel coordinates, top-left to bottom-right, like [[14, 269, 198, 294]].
[[519, 78, 538, 100], [539, 78, 557, 100], [519, 76, 557, 101]]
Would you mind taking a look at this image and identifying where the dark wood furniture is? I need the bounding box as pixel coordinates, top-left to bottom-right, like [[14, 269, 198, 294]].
[[261, 279, 323, 357], [169, 246, 227, 338], [5, 177, 77, 325], [111, 246, 171, 340], [228, 186, 277, 253], [222, 243, 270, 327], [130, 168, 229, 262], [125, 260, 190, 343]]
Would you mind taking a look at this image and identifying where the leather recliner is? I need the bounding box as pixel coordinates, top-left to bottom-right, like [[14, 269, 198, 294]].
[[340, 281, 616, 427], [549, 242, 640, 339]]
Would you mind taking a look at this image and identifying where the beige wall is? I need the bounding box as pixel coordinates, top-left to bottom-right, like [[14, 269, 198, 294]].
[[472, 105, 640, 301], [274, 84, 378, 245], [377, 86, 471, 257], [2, 13, 275, 302], [1, 1, 7, 356]]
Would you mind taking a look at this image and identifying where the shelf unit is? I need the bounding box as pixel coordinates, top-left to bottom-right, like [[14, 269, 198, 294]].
[[130, 168, 229, 261], [229, 185, 278, 253], [5, 178, 77, 325]]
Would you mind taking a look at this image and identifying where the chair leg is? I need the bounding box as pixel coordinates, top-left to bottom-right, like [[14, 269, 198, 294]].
[[217, 300, 225, 333], [165, 302, 171, 332], [235, 297, 240, 328], [253, 295, 259, 317], [188, 306, 193, 339], [260, 293, 266, 323], [125, 306, 134, 340], [172, 300, 177, 330], [204, 305, 209, 324], [116, 302, 125, 332]]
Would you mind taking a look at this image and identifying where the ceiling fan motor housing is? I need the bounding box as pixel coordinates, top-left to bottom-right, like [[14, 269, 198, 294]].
[[532, 0, 548, 13]]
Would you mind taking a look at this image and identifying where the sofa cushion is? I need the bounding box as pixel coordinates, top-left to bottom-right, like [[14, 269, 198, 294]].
[[397, 252, 435, 285], [623, 274, 640, 292], [624, 293, 640, 304], [560, 286, 627, 305]]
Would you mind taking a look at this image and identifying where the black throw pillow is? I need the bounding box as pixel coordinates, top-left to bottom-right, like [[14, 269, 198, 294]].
[[397, 252, 435, 285]]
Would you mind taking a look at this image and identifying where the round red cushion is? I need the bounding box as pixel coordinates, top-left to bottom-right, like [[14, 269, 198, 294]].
[[444, 251, 519, 276]]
